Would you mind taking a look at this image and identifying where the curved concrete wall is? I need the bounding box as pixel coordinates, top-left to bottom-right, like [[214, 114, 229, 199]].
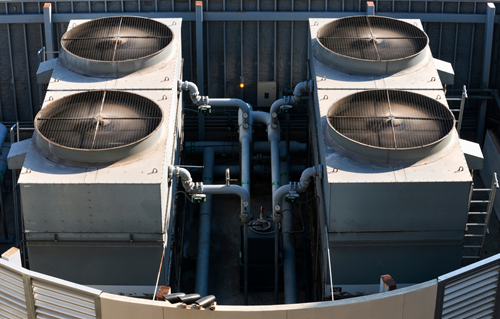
[[99, 280, 437, 319]]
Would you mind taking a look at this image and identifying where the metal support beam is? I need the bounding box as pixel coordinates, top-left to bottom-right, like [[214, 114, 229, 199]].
[[477, 3, 495, 146], [43, 3, 54, 60], [196, 1, 204, 141], [0, 11, 490, 24], [367, 1, 375, 15]]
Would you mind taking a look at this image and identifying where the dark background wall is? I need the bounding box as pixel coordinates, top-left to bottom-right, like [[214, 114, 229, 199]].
[[0, 0, 499, 140]]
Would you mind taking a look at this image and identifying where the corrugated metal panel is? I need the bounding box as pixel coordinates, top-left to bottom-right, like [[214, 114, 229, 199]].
[[441, 263, 500, 319], [0, 266, 29, 319], [32, 280, 97, 319]]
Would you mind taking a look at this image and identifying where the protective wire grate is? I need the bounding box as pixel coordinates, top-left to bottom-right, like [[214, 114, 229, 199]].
[[35, 91, 162, 150], [328, 90, 455, 149], [61, 16, 173, 62], [317, 16, 428, 61]]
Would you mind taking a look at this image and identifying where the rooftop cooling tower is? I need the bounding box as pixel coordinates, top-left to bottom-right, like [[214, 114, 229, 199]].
[[308, 16, 472, 295], [18, 16, 183, 296]]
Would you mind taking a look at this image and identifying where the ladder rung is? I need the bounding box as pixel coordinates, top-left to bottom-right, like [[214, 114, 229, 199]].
[[462, 256, 481, 259], [463, 245, 482, 248], [470, 200, 490, 203], [473, 188, 493, 192], [465, 234, 484, 237], [468, 212, 488, 215], [466, 223, 487, 226]]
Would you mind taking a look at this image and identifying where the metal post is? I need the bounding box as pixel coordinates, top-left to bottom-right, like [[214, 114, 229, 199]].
[[477, 3, 495, 146], [457, 85, 468, 136], [23, 24, 34, 121], [366, 1, 375, 15], [43, 3, 55, 60], [195, 1, 205, 141], [10, 125, 20, 248], [6, 24, 18, 123]]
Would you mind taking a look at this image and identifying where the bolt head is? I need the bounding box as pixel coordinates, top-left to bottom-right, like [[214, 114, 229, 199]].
[[243, 123, 249, 129], [271, 124, 278, 129], [274, 205, 281, 212], [242, 201, 249, 208], [271, 112, 278, 118], [242, 113, 249, 119]]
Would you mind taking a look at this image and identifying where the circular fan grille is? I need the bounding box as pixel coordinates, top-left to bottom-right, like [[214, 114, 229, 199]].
[[35, 91, 162, 151], [328, 90, 455, 149], [317, 16, 428, 61], [61, 16, 173, 62]]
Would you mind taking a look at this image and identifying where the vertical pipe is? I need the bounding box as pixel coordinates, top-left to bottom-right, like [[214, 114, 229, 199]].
[[280, 160, 297, 304], [195, 147, 214, 297], [290, 21, 293, 89], [243, 222, 249, 305], [195, 1, 205, 141], [7, 24, 18, 122], [43, 3, 54, 60], [477, 3, 495, 146], [274, 220, 279, 303]]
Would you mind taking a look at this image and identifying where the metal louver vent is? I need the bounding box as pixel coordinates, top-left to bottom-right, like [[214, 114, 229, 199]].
[[35, 90, 162, 151], [0, 266, 28, 319], [317, 16, 428, 61], [328, 90, 454, 150], [32, 279, 98, 319], [62, 16, 173, 62]]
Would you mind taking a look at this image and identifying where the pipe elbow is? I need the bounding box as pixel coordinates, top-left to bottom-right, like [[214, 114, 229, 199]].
[[270, 98, 286, 115], [179, 81, 202, 105], [292, 80, 314, 103]]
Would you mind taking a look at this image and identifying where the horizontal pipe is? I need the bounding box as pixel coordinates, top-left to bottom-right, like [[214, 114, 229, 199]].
[[184, 141, 307, 156], [187, 165, 306, 178]]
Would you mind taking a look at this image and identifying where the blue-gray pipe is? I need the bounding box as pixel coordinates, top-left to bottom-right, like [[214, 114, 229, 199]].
[[195, 147, 214, 297], [280, 160, 297, 304]]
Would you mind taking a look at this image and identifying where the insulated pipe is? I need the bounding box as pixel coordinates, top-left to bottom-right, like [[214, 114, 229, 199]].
[[239, 109, 252, 193], [172, 167, 251, 219], [252, 111, 281, 194], [195, 147, 214, 297], [187, 165, 306, 179], [279, 160, 297, 304], [179, 81, 252, 122]]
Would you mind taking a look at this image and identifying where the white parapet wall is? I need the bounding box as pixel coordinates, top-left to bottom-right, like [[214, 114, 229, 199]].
[[2, 246, 500, 319]]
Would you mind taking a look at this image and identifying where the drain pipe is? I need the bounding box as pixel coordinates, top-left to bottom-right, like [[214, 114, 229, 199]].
[[195, 147, 214, 297], [272, 165, 322, 304]]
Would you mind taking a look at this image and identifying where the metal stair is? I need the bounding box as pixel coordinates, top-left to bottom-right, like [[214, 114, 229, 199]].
[[462, 172, 499, 259]]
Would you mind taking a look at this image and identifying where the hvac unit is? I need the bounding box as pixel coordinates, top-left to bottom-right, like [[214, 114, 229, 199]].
[[308, 16, 474, 293], [18, 16, 182, 295]]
